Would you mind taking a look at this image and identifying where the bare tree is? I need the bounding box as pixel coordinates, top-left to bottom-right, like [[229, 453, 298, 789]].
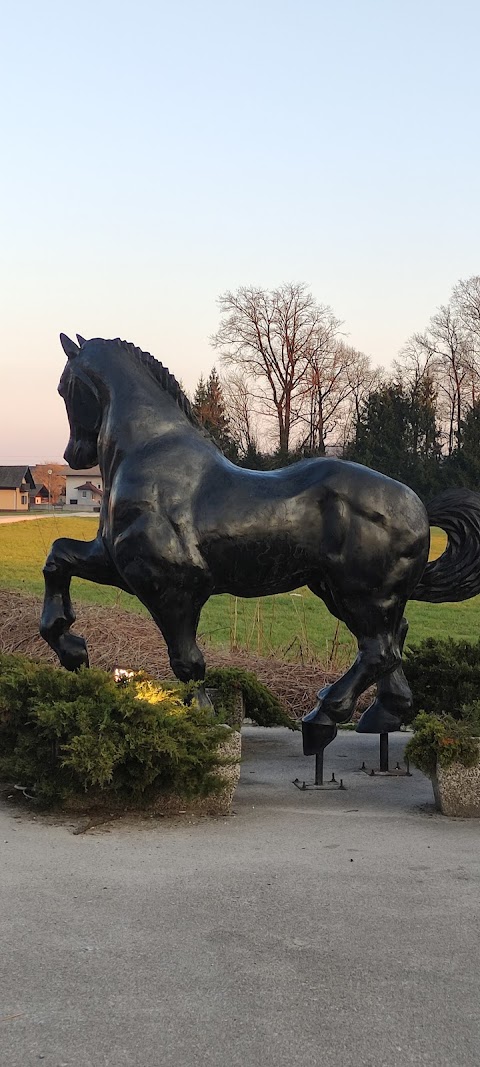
[[451, 276, 480, 340], [451, 276, 480, 406], [221, 371, 259, 456], [337, 349, 382, 452], [32, 462, 66, 504], [211, 283, 342, 455], [296, 341, 374, 454], [405, 305, 472, 454], [394, 344, 440, 465]]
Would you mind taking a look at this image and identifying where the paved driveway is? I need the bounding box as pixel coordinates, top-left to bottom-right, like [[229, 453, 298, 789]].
[[1, 728, 479, 1067]]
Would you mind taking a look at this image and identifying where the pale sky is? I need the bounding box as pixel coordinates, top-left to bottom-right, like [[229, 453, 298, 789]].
[[1, 0, 479, 462]]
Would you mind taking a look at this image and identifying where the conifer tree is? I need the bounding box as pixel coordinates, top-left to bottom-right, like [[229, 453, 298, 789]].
[[344, 380, 443, 497], [445, 401, 480, 489], [193, 368, 237, 460]]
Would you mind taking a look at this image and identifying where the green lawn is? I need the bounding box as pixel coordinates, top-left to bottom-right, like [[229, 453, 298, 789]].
[[0, 516, 478, 664]]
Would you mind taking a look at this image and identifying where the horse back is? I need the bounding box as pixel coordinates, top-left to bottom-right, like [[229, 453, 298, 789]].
[[195, 456, 429, 596], [103, 447, 429, 597]]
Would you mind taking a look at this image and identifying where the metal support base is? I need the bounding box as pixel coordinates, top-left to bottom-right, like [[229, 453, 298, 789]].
[[293, 752, 346, 791], [361, 732, 411, 777]]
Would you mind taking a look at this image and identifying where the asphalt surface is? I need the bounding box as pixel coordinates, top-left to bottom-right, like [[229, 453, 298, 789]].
[[1, 727, 479, 1067]]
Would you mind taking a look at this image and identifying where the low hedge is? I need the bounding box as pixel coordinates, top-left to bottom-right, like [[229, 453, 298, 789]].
[[404, 637, 480, 722], [203, 667, 295, 729], [405, 709, 480, 778], [133, 666, 295, 730], [0, 654, 235, 806], [401, 637, 480, 776]]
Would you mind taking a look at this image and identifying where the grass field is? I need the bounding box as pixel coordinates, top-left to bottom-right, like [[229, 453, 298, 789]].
[[0, 516, 478, 664]]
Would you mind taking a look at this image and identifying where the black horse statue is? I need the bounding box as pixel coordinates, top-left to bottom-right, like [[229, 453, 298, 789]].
[[40, 334, 480, 733]]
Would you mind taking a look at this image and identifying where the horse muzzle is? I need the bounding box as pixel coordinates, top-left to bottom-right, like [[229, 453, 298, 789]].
[[64, 437, 98, 470]]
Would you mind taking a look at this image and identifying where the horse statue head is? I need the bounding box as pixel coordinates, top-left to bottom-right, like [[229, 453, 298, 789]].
[[58, 332, 209, 471], [58, 333, 102, 469]]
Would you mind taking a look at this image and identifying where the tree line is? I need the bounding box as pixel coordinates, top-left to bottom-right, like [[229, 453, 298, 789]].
[[192, 276, 480, 499]]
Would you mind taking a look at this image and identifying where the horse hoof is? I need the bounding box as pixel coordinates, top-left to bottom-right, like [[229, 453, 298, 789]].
[[195, 685, 215, 709], [170, 654, 205, 683], [302, 684, 337, 727], [302, 719, 338, 756], [303, 705, 337, 727], [356, 700, 402, 733], [58, 633, 89, 672]]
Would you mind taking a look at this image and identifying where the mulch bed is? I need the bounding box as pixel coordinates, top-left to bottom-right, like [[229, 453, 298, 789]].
[[0, 590, 368, 720]]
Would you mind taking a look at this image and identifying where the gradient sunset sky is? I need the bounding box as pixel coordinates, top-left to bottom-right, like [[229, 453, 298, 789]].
[[1, 0, 479, 462]]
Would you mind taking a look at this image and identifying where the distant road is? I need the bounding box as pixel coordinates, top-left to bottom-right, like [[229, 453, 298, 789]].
[[0, 512, 94, 524]]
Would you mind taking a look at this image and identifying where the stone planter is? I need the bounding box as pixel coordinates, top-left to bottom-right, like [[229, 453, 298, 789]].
[[0, 687, 244, 819], [2, 724, 242, 819], [205, 687, 245, 728], [45, 727, 242, 818], [202, 727, 242, 814], [200, 689, 244, 813], [432, 741, 480, 817]]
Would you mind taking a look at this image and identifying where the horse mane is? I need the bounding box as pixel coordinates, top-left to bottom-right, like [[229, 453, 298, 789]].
[[103, 338, 209, 438]]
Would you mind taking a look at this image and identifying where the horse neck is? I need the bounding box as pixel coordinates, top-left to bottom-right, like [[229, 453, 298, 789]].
[[94, 360, 198, 472]]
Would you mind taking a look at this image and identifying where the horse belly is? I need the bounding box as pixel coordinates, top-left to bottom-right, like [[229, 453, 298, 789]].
[[204, 534, 315, 596]]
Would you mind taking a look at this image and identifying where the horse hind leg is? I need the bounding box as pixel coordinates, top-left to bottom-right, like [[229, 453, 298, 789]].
[[304, 593, 405, 727], [356, 617, 412, 732]]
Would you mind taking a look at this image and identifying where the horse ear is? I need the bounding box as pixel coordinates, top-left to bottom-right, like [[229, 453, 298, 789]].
[[60, 333, 80, 360], [76, 334, 87, 347]]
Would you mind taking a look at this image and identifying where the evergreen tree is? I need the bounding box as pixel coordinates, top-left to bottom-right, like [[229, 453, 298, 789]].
[[193, 368, 238, 460], [344, 380, 443, 497], [444, 401, 480, 490], [237, 443, 269, 470], [345, 384, 412, 482], [407, 372, 443, 497], [192, 375, 208, 412]]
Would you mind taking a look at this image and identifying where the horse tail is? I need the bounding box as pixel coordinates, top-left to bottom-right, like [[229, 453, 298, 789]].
[[412, 488, 480, 603]]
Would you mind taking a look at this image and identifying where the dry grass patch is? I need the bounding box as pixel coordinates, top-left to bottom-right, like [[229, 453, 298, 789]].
[[0, 590, 340, 719]]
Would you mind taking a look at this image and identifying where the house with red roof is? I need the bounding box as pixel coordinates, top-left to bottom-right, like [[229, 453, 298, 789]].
[[64, 466, 103, 512]]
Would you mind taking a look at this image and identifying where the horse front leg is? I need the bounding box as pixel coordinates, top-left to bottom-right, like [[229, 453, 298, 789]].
[[151, 591, 207, 683], [118, 556, 211, 683], [40, 537, 129, 670]]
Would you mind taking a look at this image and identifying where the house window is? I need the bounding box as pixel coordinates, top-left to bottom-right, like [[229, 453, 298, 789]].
[[82, 491, 87, 497], [70, 499, 77, 505], [21, 495, 27, 505], [97, 483, 101, 488]]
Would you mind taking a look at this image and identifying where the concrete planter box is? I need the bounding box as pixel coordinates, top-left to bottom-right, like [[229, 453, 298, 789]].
[[432, 741, 480, 817], [199, 728, 242, 815], [206, 687, 245, 729], [49, 728, 242, 818], [1, 686, 244, 818]]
